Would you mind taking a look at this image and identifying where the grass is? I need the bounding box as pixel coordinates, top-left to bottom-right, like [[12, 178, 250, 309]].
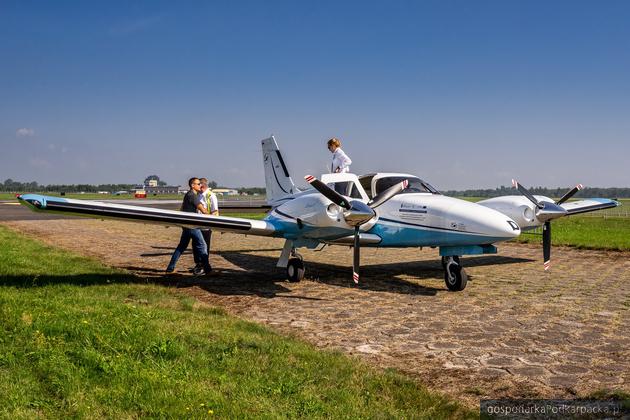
[[225, 212, 268, 220], [515, 216, 630, 251], [0, 225, 473, 419]]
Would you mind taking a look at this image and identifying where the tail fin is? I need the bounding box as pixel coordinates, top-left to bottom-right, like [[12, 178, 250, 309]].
[[261, 136, 298, 206]]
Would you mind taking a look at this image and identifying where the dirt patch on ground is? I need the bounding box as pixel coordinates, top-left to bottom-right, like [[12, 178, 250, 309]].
[[3, 219, 629, 408]]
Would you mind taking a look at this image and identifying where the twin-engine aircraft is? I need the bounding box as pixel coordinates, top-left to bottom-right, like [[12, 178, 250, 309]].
[[18, 136, 619, 291]]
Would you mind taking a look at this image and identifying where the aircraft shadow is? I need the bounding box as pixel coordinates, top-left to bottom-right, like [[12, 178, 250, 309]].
[[121, 264, 316, 299], [214, 251, 534, 296], [143, 247, 283, 257], [215, 252, 445, 296]]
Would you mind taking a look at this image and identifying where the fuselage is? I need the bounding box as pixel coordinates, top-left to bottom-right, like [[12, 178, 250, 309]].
[[265, 190, 521, 247]]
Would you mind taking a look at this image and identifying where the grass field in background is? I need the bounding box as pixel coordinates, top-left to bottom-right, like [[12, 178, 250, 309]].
[[0, 225, 472, 419], [515, 216, 630, 251]]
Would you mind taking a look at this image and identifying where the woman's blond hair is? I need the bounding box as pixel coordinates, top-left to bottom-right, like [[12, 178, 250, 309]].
[[327, 138, 341, 148]]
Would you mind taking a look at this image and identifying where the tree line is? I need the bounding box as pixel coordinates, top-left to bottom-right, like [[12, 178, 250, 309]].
[[3, 178, 627, 198], [0, 179, 137, 193], [442, 185, 630, 199], [0, 178, 239, 194]]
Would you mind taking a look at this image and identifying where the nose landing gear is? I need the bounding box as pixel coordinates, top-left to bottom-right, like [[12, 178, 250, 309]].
[[442, 255, 468, 291]]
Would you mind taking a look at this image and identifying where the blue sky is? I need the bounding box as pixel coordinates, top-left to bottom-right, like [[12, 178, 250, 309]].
[[1, 1, 629, 189]]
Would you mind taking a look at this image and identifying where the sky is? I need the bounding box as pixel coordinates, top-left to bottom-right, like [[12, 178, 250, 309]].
[[1, 1, 629, 190]]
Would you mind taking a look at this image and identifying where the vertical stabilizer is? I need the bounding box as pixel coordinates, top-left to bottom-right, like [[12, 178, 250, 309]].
[[261, 136, 297, 206]]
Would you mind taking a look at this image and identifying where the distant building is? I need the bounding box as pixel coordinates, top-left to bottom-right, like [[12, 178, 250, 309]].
[[145, 186, 179, 195], [137, 175, 180, 195], [144, 175, 161, 187], [213, 188, 239, 196]]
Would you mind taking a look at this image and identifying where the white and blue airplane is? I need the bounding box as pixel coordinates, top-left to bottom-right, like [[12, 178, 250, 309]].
[[18, 136, 619, 291]]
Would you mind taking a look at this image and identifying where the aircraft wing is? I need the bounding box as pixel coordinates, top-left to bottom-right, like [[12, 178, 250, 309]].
[[17, 194, 276, 236], [560, 198, 620, 215]]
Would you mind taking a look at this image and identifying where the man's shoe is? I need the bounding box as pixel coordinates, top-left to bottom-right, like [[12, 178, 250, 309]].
[[165, 268, 174, 274], [192, 266, 205, 276]]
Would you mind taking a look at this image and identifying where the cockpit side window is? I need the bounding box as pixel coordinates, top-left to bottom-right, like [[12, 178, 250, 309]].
[[359, 176, 374, 198], [374, 177, 440, 195], [327, 181, 363, 199]]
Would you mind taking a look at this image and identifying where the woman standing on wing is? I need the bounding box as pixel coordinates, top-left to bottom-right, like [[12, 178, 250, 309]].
[[327, 137, 352, 173]]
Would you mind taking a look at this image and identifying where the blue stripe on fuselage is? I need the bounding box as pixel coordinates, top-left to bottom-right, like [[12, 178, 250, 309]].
[[367, 221, 506, 247], [265, 213, 507, 247], [264, 214, 353, 240]]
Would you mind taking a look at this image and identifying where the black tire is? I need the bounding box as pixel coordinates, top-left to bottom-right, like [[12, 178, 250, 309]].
[[287, 258, 305, 282], [444, 261, 467, 291]]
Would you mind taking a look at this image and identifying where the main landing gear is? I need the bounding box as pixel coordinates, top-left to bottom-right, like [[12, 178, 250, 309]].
[[441, 256, 467, 291], [278, 240, 305, 282], [286, 249, 305, 283]]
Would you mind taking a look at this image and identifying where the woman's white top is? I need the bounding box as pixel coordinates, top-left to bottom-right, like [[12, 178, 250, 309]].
[[331, 148, 352, 173]]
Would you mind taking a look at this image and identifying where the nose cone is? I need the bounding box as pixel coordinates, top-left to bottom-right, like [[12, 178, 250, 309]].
[[453, 199, 521, 241], [344, 200, 375, 226], [489, 210, 521, 239]]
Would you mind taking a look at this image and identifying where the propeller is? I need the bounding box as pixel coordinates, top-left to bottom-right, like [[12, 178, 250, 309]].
[[304, 175, 350, 209], [369, 179, 409, 208], [305, 175, 408, 283], [556, 183, 583, 205], [512, 179, 583, 270]]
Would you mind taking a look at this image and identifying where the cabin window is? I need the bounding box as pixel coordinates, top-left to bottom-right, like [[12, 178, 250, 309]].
[[374, 177, 439, 195]]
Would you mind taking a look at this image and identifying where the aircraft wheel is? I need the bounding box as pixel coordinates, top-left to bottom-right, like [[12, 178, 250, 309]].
[[287, 257, 305, 282], [441, 255, 460, 269], [444, 259, 467, 291]]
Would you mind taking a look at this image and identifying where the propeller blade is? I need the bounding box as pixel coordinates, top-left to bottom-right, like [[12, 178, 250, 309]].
[[368, 179, 409, 209], [512, 179, 543, 209], [304, 175, 351, 209], [352, 225, 360, 284], [556, 184, 584, 205], [543, 221, 551, 271]]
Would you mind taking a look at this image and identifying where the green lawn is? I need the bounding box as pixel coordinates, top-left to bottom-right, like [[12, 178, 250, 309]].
[[0, 225, 472, 419], [515, 216, 630, 251]]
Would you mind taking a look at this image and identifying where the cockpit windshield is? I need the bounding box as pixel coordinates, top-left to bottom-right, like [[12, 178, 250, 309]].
[[374, 176, 440, 196]]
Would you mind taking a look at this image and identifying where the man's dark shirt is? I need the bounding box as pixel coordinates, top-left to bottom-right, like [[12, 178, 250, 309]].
[[181, 190, 198, 213]]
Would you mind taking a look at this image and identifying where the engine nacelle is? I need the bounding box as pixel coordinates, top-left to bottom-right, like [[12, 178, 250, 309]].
[[279, 194, 377, 232], [477, 195, 555, 230]]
